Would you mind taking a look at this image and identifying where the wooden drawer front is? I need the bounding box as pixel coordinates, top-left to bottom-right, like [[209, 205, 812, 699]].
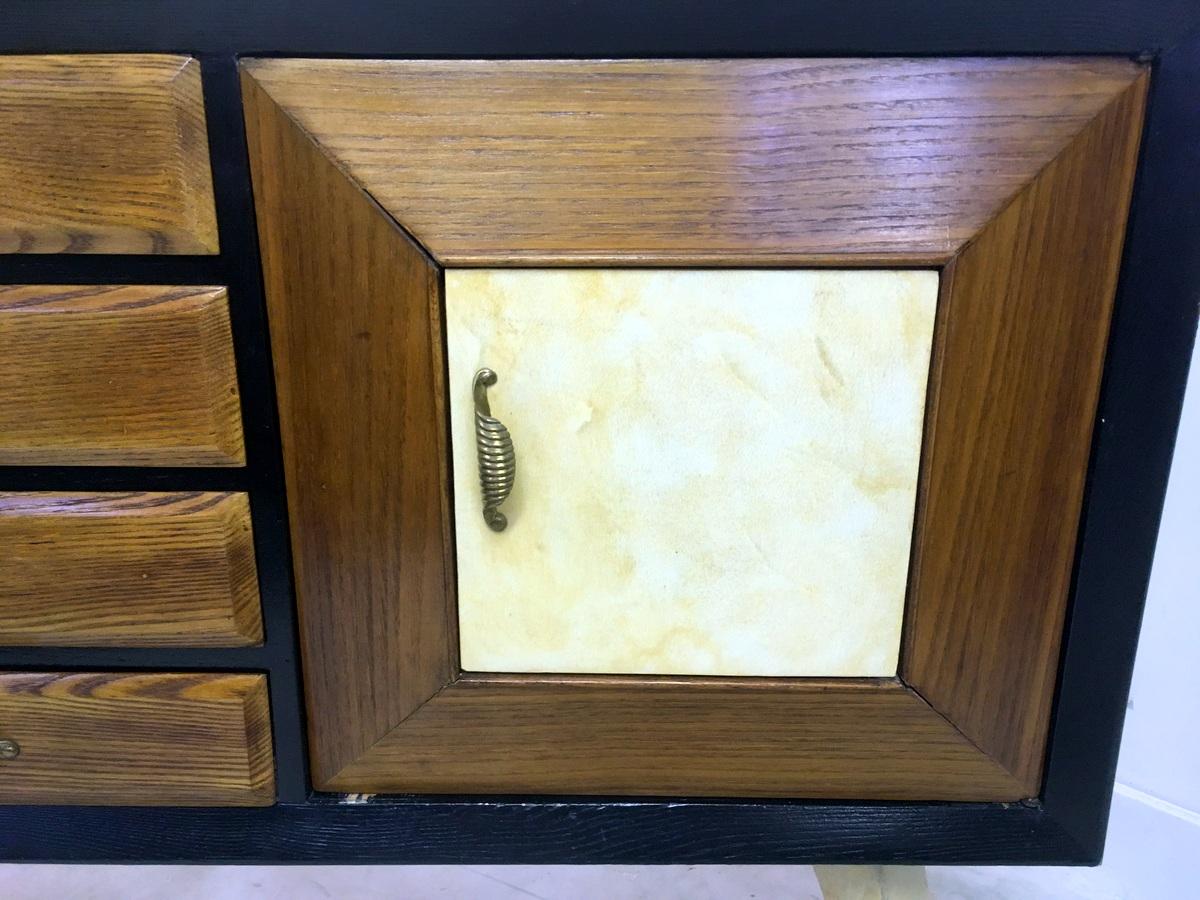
[[0, 54, 218, 254], [0, 673, 274, 806], [0, 493, 262, 647], [0, 285, 245, 466]]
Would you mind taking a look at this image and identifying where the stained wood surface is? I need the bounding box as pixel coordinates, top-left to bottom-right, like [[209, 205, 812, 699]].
[[903, 73, 1148, 790], [242, 57, 1142, 265], [244, 56, 1147, 800], [0, 285, 245, 466], [0, 672, 274, 806], [327, 676, 1025, 800], [242, 71, 455, 785], [0, 492, 262, 648], [0, 55, 218, 254]]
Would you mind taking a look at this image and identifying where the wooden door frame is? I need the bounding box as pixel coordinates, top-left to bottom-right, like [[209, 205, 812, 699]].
[[242, 57, 1146, 800]]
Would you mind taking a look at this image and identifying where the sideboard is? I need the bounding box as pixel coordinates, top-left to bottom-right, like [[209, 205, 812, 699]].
[[0, 0, 1197, 865]]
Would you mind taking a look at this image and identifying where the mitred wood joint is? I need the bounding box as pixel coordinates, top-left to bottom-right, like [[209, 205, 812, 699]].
[[242, 58, 1149, 799]]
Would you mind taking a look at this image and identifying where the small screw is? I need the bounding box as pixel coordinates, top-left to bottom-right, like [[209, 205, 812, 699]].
[[0, 739, 20, 760]]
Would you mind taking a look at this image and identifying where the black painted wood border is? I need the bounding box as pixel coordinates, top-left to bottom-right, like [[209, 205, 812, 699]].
[[0, 0, 1196, 56], [0, 1, 1197, 864]]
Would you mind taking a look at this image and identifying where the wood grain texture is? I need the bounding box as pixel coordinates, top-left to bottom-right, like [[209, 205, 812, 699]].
[[327, 676, 1025, 800], [0, 55, 218, 254], [242, 71, 455, 785], [0, 492, 262, 648], [244, 57, 1146, 800], [0, 797, 1083, 865], [0, 285, 245, 466], [241, 57, 1143, 266], [0, 672, 274, 806], [903, 73, 1149, 790]]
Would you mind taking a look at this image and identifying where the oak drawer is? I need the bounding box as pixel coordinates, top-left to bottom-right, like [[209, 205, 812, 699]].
[[0, 285, 245, 466], [0, 673, 274, 806], [0, 54, 218, 254], [0, 492, 262, 648]]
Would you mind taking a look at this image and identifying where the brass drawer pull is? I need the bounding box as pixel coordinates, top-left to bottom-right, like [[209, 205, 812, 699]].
[[473, 368, 516, 532], [0, 739, 19, 760]]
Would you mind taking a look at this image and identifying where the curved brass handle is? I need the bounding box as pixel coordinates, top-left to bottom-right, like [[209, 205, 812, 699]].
[[473, 368, 515, 532]]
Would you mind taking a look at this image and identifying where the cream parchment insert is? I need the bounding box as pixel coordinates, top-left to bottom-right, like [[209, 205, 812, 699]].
[[446, 268, 938, 677]]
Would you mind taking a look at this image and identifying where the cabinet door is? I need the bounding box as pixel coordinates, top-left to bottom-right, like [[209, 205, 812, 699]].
[[447, 268, 936, 677], [244, 56, 1145, 798]]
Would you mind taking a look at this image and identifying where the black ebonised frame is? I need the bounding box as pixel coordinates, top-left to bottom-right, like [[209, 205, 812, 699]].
[[0, 0, 1197, 865]]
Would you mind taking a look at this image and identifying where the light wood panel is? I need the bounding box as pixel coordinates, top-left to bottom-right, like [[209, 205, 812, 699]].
[[327, 676, 1025, 800], [0, 672, 274, 806], [0, 55, 218, 254], [242, 57, 1143, 265], [903, 72, 1149, 790], [0, 492, 262, 648], [242, 71, 455, 785], [0, 285, 245, 466]]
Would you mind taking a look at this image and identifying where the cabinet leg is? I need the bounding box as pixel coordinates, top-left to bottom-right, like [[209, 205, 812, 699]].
[[814, 865, 931, 900]]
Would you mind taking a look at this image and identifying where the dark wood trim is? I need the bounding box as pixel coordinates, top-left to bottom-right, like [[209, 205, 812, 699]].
[[0, 798, 1088, 864], [903, 72, 1149, 791], [327, 675, 1025, 799], [241, 57, 1142, 267], [241, 71, 456, 786], [0, 1, 1196, 56], [1041, 31, 1200, 856]]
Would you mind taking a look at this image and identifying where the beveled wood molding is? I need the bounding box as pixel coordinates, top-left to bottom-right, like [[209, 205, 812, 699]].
[[328, 676, 1024, 799], [242, 71, 455, 785], [243, 57, 1148, 798], [242, 56, 1141, 266], [902, 71, 1149, 791], [0, 285, 246, 466], [0, 55, 219, 254], [0, 672, 274, 806], [0, 492, 262, 648]]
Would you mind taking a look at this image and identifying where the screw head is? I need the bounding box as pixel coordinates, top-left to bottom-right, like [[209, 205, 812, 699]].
[[0, 739, 20, 760]]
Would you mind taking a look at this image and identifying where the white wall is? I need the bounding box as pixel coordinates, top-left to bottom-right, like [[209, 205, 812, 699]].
[[1099, 321, 1200, 893], [1116, 335, 1200, 812]]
